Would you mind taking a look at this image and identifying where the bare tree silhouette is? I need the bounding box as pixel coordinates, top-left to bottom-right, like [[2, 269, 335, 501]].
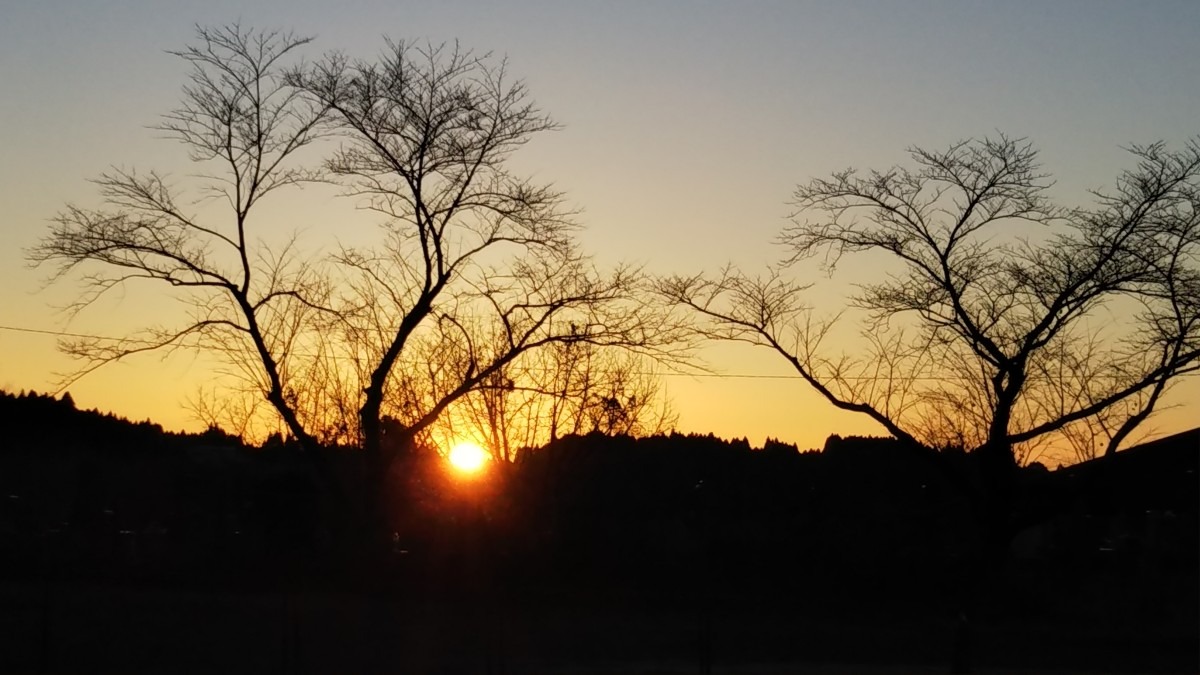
[[661, 136, 1199, 466], [439, 343, 677, 462], [284, 40, 687, 540], [31, 25, 332, 451], [659, 135, 1200, 672], [34, 29, 690, 548]]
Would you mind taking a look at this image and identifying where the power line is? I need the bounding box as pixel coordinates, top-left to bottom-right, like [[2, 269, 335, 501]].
[[0, 324, 126, 341], [1, 323, 808, 380], [0, 322, 1145, 384]]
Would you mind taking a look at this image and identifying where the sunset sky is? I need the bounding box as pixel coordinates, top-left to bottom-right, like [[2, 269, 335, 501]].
[[1, 0, 1197, 455]]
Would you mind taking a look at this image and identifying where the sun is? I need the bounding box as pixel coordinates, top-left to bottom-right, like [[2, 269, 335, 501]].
[[448, 441, 489, 474]]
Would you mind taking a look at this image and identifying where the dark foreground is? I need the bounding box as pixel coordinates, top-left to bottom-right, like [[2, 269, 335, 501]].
[[2, 395, 1196, 673], [1, 568, 1194, 675]]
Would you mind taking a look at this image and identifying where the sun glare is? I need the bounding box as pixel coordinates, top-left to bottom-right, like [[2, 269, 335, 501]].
[[448, 441, 489, 474]]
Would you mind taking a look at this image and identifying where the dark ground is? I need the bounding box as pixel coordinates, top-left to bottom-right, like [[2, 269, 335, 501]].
[[1, 395, 1195, 674], [1, 565, 1194, 675]]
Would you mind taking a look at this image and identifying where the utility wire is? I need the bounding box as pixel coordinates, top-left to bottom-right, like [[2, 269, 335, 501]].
[[0, 324, 124, 341], [0, 323, 812, 381], [0, 322, 1131, 384]]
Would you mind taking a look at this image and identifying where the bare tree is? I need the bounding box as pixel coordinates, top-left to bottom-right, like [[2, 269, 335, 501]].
[[186, 383, 272, 443], [574, 350, 677, 438], [661, 136, 1199, 469], [659, 135, 1199, 673], [31, 25, 332, 450], [32, 26, 689, 555], [288, 41, 687, 535], [441, 342, 678, 462]]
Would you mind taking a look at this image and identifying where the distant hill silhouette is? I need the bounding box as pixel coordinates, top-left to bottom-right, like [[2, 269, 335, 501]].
[[1053, 427, 1198, 513]]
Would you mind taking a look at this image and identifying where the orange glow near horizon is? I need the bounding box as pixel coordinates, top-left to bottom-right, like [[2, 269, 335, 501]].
[[448, 441, 489, 475]]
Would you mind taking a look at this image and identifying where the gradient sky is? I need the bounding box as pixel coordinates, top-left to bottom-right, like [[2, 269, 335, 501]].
[[2, 0, 1197, 455]]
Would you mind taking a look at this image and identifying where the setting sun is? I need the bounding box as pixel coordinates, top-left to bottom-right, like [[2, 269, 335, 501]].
[[448, 441, 489, 474]]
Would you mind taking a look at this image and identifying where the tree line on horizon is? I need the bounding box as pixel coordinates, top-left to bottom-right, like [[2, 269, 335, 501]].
[[3, 386, 1193, 575]]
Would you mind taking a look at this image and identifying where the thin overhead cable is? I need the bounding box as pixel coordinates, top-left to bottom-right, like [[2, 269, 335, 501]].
[[0, 323, 806, 380], [0, 323, 1129, 384], [0, 324, 122, 341]]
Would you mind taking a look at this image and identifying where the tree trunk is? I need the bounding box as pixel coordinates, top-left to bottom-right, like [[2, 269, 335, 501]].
[[357, 399, 418, 567], [360, 392, 390, 524], [951, 438, 1019, 674]]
